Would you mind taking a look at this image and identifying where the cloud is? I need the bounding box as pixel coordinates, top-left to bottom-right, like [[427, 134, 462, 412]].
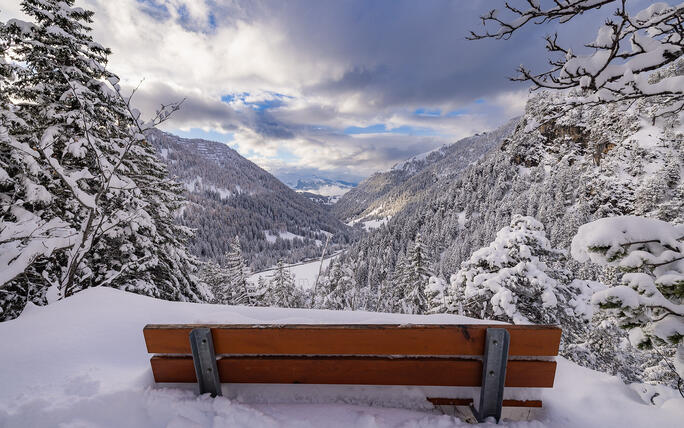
[[4, 0, 606, 181]]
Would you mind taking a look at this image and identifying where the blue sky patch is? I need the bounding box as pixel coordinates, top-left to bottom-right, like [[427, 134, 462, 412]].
[[136, 0, 171, 21], [414, 108, 441, 117], [445, 109, 468, 117], [221, 92, 291, 112], [169, 128, 234, 143], [344, 123, 437, 136], [344, 123, 387, 134]]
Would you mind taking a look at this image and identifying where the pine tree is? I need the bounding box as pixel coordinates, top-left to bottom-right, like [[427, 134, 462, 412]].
[[268, 260, 299, 308], [426, 275, 448, 313], [198, 261, 228, 304], [401, 234, 430, 314], [571, 216, 684, 384], [253, 275, 269, 306], [392, 254, 409, 311], [449, 215, 570, 324], [224, 236, 251, 304], [319, 259, 363, 310], [0, 0, 209, 319]]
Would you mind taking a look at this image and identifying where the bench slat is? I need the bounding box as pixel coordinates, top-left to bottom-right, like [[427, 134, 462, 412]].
[[143, 324, 561, 357], [150, 355, 557, 387], [427, 398, 543, 408]]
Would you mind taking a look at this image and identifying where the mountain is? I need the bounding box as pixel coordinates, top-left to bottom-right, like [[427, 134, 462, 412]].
[[292, 177, 357, 197], [147, 130, 354, 270], [332, 119, 518, 223], [332, 89, 682, 297]]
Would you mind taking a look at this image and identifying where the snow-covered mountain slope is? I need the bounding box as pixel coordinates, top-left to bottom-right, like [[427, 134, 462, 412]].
[[147, 130, 354, 270], [332, 118, 518, 223], [1, 288, 681, 428], [346, 91, 683, 279]]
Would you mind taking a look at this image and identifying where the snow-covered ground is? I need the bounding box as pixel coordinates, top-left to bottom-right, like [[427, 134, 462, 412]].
[[347, 212, 391, 231], [263, 230, 306, 244], [360, 217, 390, 231], [248, 253, 341, 289], [1, 288, 682, 428]]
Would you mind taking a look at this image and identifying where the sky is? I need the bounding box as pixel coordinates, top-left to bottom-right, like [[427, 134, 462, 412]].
[[0, 0, 658, 184]]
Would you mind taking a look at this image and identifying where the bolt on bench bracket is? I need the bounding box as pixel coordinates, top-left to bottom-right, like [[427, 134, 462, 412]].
[[470, 328, 510, 423], [189, 328, 222, 397]]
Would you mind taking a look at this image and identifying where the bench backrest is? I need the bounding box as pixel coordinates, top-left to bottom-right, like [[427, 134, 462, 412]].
[[143, 324, 561, 388]]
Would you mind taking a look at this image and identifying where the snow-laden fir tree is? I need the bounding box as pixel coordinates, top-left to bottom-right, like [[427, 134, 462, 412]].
[[400, 233, 431, 314], [571, 216, 684, 386], [426, 275, 448, 314], [0, 0, 209, 319], [448, 215, 571, 324], [198, 261, 227, 303], [253, 275, 269, 306], [223, 236, 251, 304], [267, 260, 301, 308], [320, 258, 361, 310]]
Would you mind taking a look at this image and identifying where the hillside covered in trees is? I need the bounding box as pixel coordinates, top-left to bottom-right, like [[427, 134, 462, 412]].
[[147, 129, 355, 270]]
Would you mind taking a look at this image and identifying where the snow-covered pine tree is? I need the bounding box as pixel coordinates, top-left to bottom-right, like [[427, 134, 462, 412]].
[[198, 261, 228, 303], [426, 275, 448, 313], [223, 236, 251, 304], [391, 253, 409, 311], [254, 275, 269, 306], [319, 258, 361, 310], [571, 216, 684, 385], [0, 0, 209, 319], [267, 259, 300, 308], [0, 17, 72, 317], [449, 215, 570, 324], [376, 277, 399, 313], [400, 233, 430, 314]]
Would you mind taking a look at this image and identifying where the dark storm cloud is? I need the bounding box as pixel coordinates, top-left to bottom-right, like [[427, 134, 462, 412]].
[[66, 0, 634, 180], [251, 0, 550, 107]]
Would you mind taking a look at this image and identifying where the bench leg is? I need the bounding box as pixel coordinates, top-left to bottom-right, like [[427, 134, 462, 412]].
[[189, 328, 222, 397], [470, 328, 509, 423]]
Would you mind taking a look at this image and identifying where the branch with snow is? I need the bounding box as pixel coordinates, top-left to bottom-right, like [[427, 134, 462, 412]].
[[470, 1, 684, 120], [571, 216, 684, 380]]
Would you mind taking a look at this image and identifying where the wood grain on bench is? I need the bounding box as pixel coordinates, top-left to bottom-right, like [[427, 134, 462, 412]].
[[143, 324, 561, 357], [149, 355, 557, 387]]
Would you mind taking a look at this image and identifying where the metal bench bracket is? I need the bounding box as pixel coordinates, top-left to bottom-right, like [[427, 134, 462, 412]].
[[189, 327, 222, 397], [470, 328, 509, 423]]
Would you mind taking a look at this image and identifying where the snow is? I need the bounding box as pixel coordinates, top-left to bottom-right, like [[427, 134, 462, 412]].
[[264, 230, 305, 244], [347, 206, 391, 231], [456, 211, 467, 227], [248, 252, 341, 289], [362, 217, 389, 231], [183, 176, 233, 200], [1, 288, 682, 427], [571, 216, 684, 265]]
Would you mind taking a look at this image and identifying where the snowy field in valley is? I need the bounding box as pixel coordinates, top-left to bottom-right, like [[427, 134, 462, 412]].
[[1, 288, 682, 428], [248, 252, 342, 290]]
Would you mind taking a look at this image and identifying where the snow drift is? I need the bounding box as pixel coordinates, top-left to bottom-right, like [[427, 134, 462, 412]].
[[0, 288, 682, 427]]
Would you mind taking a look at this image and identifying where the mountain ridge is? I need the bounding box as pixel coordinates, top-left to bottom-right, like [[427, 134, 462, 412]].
[[147, 129, 354, 270], [332, 118, 519, 222]]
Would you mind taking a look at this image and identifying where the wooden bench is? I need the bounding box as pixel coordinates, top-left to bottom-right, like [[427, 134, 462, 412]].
[[143, 324, 561, 423]]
